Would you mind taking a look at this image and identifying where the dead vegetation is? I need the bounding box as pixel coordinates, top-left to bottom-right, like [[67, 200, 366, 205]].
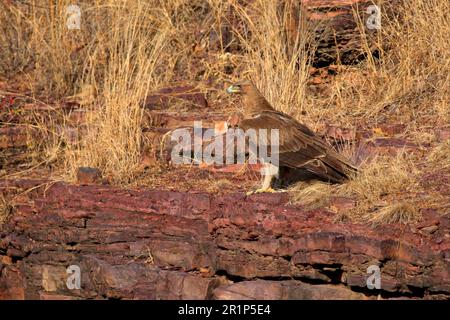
[[289, 152, 424, 224], [288, 0, 449, 223], [317, 0, 450, 125], [0, 194, 13, 226], [427, 140, 450, 169], [0, 0, 449, 224], [337, 152, 423, 223]]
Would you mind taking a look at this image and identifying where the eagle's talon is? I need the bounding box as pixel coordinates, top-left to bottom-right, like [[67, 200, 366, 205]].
[[246, 187, 277, 195], [246, 190, 256, 196]]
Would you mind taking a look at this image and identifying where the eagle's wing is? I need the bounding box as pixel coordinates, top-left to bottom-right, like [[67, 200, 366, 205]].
[[238, 110, 356, 183]]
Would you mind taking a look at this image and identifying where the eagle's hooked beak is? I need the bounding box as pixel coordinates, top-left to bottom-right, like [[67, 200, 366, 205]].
[[226, 84, 241, 94]]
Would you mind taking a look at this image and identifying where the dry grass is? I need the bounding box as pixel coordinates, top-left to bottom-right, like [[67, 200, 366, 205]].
[[204, 178, 235, 194], [0, 0, 449, 224], [1, 0, 319, 181], [339, 152, 419, 203], [287, 0, 449, 223], [363, 202, 421, 225], [316, 0, 450, 125], [1, 0, 181, 182], [289, 152, 425, 224], [427, 140, 450, 169], [61, 0, 172, 182], [288, 181, 333, 209], [227, 0, 318, 119], [0, 194, 12, 226], [336, 151, 423, 222]]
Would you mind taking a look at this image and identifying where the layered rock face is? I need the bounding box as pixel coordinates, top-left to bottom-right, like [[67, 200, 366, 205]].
[[1, 179, 448, 300], [1, 0, 448, 300]]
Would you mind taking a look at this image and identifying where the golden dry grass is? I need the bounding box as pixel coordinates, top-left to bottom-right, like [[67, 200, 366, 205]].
[[316, 0, 450, 125], [0, 194, 12, 226], [204, 178, 235, 194], [286, 0, 449, 223], [288, 181, 333, 209], [336, 152, 423, 223], [227, 0, 317, 119], [61, 1, 172, 182], [339, 152, 420, 204], [0, 0, 449, 224], [1, 0, 177, 182], [289, 152, 426, 224], [363, 202, 421, 226], [427, 140, 450, 169]]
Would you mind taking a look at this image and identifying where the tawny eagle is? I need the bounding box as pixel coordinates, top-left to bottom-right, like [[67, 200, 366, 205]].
[[226, 80, 357, 193]]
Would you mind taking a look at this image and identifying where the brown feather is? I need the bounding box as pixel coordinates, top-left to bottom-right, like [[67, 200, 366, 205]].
[[230, 81, 357, 183]]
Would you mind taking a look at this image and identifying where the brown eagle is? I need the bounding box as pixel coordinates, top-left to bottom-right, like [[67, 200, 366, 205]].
[[226, 80, 357, 193]]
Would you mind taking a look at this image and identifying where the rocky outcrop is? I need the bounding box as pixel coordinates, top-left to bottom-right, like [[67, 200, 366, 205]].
[[288, 0, 384, 65], [0, 179, 448, 300]]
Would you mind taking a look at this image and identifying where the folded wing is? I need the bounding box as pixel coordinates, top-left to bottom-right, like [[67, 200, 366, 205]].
[[238, 110, 357, 183]]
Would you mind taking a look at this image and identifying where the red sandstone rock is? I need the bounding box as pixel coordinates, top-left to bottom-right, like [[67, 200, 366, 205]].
[[213, 280, 370, 300], [0, 127, 28, 149], [76, 167, 103, 185], [144, 86, 208, 110], [0, 179, 448, 300]]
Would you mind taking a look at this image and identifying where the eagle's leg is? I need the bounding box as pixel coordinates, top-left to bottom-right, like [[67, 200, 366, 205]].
[[259, 171, 276, 192], [247, 163, 279, 195]]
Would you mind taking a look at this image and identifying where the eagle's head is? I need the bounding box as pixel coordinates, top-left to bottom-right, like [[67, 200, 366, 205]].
[[226, 80, 274, 117], [226, 80, 256, 95]]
